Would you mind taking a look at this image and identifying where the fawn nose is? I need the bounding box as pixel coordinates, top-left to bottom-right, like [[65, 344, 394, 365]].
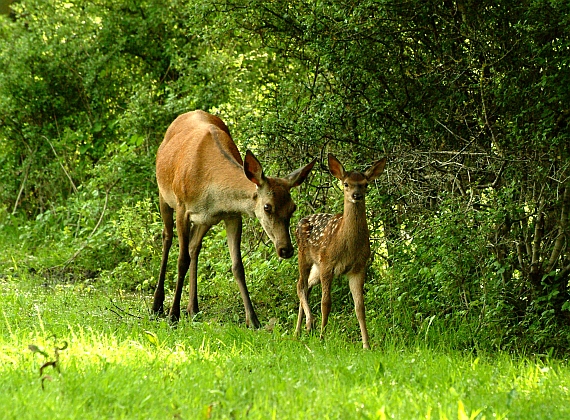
[[278, 246, 294, 259], [352, 192, 364, 201]]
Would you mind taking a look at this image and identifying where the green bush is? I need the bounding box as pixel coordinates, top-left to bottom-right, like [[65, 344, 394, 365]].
[[99, 198, 161, 292], [2, 0, 570, 354]]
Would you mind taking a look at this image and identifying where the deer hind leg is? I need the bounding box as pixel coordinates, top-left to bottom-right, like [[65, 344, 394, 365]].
[[153, 194, 174, 314], [186, 223, 211, 317], [169, 207, 191, 322], [348, 271, 370, 349], [225, 217, 260, 329]]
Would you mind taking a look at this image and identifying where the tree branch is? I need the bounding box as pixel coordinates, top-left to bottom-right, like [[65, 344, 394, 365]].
[[530, 197, 545, 285], [546, 185, 569, 273]]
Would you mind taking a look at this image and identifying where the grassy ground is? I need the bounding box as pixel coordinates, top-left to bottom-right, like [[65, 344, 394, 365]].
[[1, 272, 569, 420]]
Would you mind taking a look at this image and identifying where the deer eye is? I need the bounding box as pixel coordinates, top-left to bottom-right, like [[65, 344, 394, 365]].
[[344, 182, 349, 188], [264, 204, 272, 213]]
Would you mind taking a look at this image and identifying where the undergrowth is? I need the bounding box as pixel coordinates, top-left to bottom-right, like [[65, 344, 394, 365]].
[[2, 197, 570, 356]]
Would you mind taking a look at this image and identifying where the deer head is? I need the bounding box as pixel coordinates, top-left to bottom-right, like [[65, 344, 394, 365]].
[[244, 150, 316, 259]]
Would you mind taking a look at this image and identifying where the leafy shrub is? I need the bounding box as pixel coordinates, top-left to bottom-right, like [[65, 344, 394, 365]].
[[102, 198, 162, 292]]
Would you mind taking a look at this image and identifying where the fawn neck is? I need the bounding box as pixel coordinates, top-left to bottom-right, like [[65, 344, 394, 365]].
[[336, 197, 369, 244]]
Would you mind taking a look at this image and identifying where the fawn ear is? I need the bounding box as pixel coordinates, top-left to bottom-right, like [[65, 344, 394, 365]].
[[244, 150, 267, 187], [285, 158, 316, 188], [328, 153, 346, 181], [364, 157, 387, 182]]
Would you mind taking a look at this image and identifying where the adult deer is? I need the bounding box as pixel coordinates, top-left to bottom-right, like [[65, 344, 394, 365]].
[[153, 110, 315, 327], [295, 153, 386, 349]]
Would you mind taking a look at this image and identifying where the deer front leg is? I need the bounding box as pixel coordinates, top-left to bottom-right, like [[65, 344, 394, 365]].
[[225, 217, 260, 328], [186, 223, 211, 317], [348, 271, 370, 349], [153, 195, 174, 314], [302, 265, 321, 332]]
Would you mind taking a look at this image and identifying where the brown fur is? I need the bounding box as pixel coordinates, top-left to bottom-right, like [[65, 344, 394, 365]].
[[295, 153, 386, 349], [153, 110, 315, 327]]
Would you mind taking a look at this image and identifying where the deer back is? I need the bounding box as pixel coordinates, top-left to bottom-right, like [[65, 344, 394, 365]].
[[156, 111, 249, 218]]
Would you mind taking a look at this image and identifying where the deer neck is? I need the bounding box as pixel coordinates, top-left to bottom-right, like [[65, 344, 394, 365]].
[[228, 179, 259, 218], [206, 165, 259, 218]]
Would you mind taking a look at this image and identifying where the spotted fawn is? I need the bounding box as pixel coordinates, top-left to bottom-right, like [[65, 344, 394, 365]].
[[295, 153, 386, 349]]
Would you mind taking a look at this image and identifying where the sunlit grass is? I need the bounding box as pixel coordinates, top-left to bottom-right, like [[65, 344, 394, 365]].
[[1, 274, 569, 420]]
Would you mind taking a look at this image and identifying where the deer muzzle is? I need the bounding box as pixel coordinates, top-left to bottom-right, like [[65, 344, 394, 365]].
[[278, 246, 294, 259]]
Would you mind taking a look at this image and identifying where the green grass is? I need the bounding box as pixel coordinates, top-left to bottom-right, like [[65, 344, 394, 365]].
[[1, 274, 569, 420]]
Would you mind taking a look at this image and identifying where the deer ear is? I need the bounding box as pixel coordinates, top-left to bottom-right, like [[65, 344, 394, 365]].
[[244, 150, 266, 187], [285, 158, 316, 188], [364, 157, 386, 182], [328, 153, 345, 181]]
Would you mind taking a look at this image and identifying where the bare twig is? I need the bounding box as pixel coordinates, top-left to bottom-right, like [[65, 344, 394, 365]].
[[12, 161, 30, 215], [434, 119, 470, 145], [44, 136, 78, 194], [108, 298, 144, 319], [60, 180, 118, 269]]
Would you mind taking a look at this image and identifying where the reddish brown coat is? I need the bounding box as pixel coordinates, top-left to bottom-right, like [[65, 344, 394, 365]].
[[153, 110, 315, 327]]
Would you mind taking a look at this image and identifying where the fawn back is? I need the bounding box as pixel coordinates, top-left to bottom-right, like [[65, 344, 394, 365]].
[[295, 153, 386, 349]]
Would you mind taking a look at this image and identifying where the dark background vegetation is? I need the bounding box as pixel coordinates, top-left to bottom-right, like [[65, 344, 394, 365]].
[[1, 0, 569, 354]]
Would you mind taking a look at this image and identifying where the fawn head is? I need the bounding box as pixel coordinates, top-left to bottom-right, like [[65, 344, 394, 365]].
[[328, 154, 386, 204], [244, 150, 316, 259]]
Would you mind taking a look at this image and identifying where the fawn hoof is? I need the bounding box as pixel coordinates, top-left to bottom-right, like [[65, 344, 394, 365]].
[[305, 316, 314, 332]]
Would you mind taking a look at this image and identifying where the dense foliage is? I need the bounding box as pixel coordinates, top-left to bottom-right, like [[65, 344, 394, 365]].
[[1, 0, 569, 353]]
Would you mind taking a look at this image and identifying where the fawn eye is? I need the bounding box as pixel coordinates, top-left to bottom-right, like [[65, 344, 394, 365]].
[[344, 182, 349, 188], [264, 204, 272, 213]]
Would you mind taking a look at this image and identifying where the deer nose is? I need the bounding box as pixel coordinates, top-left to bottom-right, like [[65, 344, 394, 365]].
[[352, 192, 364, 201], [278, 246, 294, 259]]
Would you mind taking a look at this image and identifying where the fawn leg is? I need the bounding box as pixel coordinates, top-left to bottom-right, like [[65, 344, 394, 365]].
[[319, 270, 333, 340], [296, 262, 313, 335], [348, 272, 370, 349]]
